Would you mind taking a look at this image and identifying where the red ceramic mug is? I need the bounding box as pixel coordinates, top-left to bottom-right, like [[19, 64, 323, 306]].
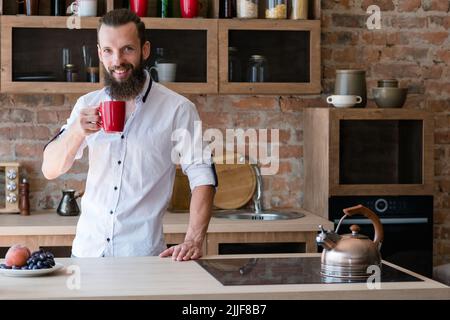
[[99, 101, 126, 133], [130, 0, 147, 17], [180, 0, 198, 18]]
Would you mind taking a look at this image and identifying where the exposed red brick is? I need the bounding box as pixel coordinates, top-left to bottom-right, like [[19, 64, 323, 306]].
[[332, 14, 366, 28], [423, 65, 444, 80], [230, 113, 262, 128], [435, 131, 450, 144], [436, 49, 450, 64], [10, 126, 52, 140], [279, 145, 303, 158], [361, 0, 395, 10], [0, 144, 13, 159], [427, 100, 450, 112], [390, 16, 427, 29], [15, 143, 45, 159], [419, 32, 449, 45], [231, 96, 279, 111], [398, 0, 421, 11], [373, 63, 421, 78], [11, 94, 65, 108], [36, 110, 71, 124], [422, 0, 449, 11], [280, 96, 327, 112]]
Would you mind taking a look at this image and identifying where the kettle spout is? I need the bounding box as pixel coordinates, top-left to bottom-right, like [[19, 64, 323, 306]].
[[316, 225, 340, 250]]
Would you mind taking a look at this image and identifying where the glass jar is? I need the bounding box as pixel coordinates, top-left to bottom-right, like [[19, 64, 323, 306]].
[[64, 64, 78, 82], [265, 0, 287, 19], [228, 47, 242, 82], [237, 0, 258, 19], [247, 55, 267, 82], [290, 0, 308, 20]]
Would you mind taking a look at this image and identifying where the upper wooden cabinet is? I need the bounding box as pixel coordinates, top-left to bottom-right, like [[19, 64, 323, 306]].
[[0, 0, 321, 95], [218, 19, 320, 94]]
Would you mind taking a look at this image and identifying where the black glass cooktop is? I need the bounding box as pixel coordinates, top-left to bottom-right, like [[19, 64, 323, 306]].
[[196, 257, 424, 286]]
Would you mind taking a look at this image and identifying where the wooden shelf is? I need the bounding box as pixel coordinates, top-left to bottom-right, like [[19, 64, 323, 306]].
[[0, 1, 321, 95]]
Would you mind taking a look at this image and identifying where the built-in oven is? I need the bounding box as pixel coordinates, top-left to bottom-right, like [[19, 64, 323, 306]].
[[329, 195, 433, 278]]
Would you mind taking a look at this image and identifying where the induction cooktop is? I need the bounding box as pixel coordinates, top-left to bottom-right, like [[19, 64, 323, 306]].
[[196, 257, 424, 286]]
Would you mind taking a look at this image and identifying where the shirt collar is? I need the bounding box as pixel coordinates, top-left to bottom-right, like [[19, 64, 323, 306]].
[[136, 69, 153, 104]]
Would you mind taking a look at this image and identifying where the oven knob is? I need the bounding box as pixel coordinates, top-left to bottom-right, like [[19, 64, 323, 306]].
[[375, 198, 388, 213], [6, 169, 17, 180], [7, 181, 17, 191], [6, 193, 17, 203]]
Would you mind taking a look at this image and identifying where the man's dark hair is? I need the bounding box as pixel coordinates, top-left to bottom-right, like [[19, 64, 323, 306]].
[[98, 9, 146, 47]]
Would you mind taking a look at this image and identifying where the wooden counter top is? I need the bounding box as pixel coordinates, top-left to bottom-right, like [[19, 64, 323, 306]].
[[0, 253, 448, 300], [0, 209, 333, 236]]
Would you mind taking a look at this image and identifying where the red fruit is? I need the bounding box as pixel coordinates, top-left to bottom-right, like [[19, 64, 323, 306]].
[[5, 244, 31, 267]]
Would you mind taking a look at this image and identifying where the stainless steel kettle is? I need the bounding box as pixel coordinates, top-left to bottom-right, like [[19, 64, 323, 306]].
[[316, 205, 384, 278]]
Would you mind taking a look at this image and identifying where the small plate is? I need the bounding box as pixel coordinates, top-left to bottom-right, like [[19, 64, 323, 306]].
[[0, 263, 64, 277]]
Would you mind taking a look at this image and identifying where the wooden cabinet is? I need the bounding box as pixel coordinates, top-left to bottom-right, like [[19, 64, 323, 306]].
[[218, 19, 320, 94], [303, 108, 434, 218], [0, 0, 321, 95]]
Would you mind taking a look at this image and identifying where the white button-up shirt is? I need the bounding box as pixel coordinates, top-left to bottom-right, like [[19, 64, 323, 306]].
[[57, 72, 216, 257]]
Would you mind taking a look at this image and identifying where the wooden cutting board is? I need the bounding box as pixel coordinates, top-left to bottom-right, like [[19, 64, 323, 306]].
[[213, 162, 256, 209], [168, 154, 257, 211]]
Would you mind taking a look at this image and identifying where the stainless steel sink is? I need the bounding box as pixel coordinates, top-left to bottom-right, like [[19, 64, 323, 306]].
[[213, 210, 305, 221]]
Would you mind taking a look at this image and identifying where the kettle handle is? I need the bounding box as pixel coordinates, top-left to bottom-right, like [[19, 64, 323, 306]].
[[343, 204, 384, 247]]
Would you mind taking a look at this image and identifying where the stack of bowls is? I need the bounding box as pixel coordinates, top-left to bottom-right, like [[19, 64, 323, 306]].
[[373, 79, 408, 108]]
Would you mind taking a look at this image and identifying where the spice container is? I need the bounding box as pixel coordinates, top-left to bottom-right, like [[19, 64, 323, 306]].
[[64, 64, 78, 82], [247, 55, 267, 82], [237, 0, 258, 18], [290, 0, 308, 20], [265, 0, 287, 19]]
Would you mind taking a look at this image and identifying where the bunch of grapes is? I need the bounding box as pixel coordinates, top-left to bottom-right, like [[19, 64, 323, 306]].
[[25, 250, 55, 270]]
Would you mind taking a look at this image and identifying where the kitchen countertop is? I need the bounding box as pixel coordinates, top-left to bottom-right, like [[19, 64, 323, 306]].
[[0, 209, 333, 236], [0, 253, 448, 300]]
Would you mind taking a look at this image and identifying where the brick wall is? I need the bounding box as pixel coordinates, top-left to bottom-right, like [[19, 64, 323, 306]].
[[0, 0, 449, 265]]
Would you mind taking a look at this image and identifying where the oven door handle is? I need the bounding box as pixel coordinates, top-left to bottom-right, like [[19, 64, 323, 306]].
[[333, 218, 428, 225]]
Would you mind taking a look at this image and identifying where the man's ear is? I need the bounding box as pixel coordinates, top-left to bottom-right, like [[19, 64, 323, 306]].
[[142, 41, 151, 61]]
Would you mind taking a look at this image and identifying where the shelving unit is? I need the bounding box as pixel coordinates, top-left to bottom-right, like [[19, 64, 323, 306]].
[[0, 0, 322, 95]]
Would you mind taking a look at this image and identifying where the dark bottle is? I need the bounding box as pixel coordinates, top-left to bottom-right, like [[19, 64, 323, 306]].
[[228, 47, 242, 82], [220, 0, 236, 18], [157, 0, 172, 17], [19, 178, 30, 216], [17, 0, 25, 14]]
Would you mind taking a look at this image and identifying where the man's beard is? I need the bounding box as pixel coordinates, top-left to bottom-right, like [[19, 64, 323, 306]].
[[104, 59, 147, 101]]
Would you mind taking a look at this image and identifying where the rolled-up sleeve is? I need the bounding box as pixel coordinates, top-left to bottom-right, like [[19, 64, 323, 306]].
[[174, 102, 217, 191]]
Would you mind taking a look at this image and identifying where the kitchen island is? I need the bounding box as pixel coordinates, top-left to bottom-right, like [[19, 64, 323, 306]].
[[0, 253, 448, 300], [0, 209, 333, 255]]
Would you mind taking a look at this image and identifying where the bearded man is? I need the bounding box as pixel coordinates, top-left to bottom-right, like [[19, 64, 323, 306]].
[[42, 9, 216, 260]]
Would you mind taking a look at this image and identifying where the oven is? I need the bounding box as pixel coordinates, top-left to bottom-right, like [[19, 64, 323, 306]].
[[329, 195, 433, 278]]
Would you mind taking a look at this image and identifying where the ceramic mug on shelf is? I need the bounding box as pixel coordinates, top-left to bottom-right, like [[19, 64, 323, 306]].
[[327, 95, 362, 108], [68, 0, 98, 17], [149, 63, 177, 83]]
